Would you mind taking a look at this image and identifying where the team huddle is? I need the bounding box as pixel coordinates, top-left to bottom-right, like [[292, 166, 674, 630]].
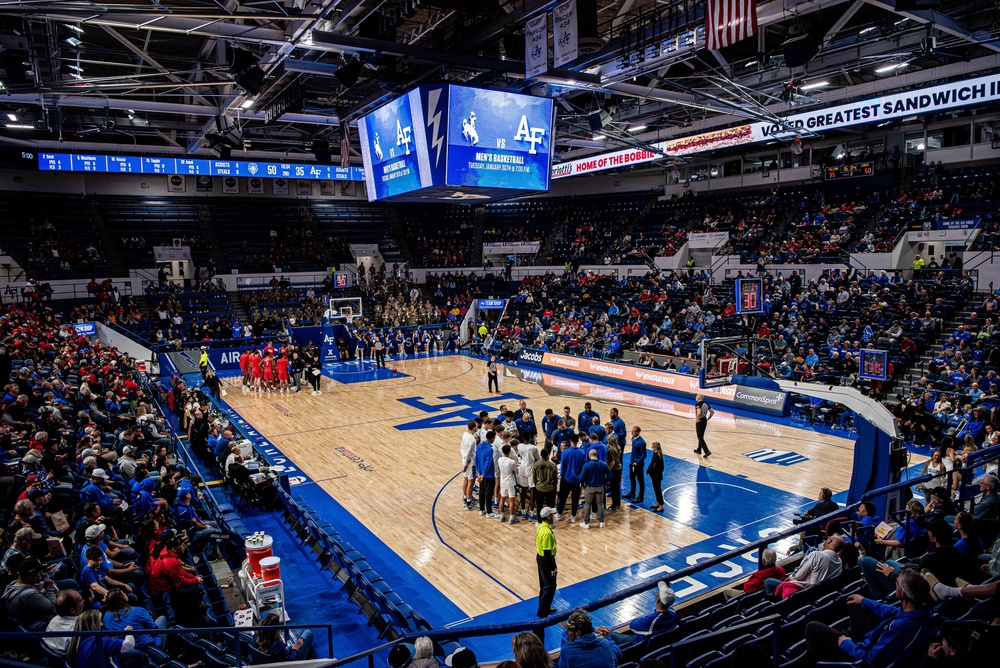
[[237, 342, 324, 395], [458, 400, 651, 529]]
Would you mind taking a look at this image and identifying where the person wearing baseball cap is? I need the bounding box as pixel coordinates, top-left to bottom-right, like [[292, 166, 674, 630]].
[[535, 506, 558, 618], [0, 557, 57, 629], [629, 581, 678, 641], [559, 610, 622, 668], [444, 647, 478, 668]]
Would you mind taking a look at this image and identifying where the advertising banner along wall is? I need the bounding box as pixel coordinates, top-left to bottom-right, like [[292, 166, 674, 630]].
[[516, 348, 789, 416], [553, 72, 1000, 179]]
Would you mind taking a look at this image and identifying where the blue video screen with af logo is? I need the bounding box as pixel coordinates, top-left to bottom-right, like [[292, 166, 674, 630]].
[[358, 90, 429, 201], [445, 86, 554, 191]]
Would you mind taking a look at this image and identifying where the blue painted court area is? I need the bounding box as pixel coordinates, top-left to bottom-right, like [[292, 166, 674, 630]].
[[323, 360, 411, 383], [323, 351, 460, 384]]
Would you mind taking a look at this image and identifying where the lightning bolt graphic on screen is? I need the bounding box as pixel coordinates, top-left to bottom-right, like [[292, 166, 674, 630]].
[[427, 88, 444, 168]]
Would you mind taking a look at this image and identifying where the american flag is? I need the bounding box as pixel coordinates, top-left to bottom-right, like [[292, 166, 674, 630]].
[[339, 120, 351, 169], [705, 0, 758, 51]]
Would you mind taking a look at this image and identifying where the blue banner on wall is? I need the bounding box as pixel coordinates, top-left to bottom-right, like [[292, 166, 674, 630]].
[[937, 217, 980, 231], [321, 323, 341, 364], [477, 299, 506, 310]]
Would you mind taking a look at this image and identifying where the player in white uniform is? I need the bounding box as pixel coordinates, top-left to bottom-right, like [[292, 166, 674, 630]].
[[515, 439, 540, 520], [460, 420, 478, 510], [497, 443, 520, 525]]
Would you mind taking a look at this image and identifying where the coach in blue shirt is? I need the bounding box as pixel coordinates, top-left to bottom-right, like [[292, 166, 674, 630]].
[[578, 404, 600, 433], [515, 411, 538, 444], [475, 433, 497, 517], [556, 440, 586, 522], [551, 422, 572, 449], [580, 449, 612, 528], [624, 426, 647, 502], [804, 570, 936, 667], [609, 408, 626, 443]]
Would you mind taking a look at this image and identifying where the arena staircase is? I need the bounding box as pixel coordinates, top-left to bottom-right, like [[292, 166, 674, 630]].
[[196, 202, 228, 273], [85, 197, 126, 276], [382, 206, 409, 264], [902, 289, 989, 389], [471, 205, 485, 266], [229, 292, 251, 328]]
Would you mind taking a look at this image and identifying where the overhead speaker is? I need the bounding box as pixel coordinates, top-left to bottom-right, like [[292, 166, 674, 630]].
[[228, 48, 265, 96], [588, 109, 610, 132], [334, 61, 362, 88], [311, 140, 333, 165], [782, 34, 820, 69]]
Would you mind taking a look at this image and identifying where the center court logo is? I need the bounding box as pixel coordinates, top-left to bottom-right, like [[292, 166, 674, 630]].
[[395, 392, 526, 431]]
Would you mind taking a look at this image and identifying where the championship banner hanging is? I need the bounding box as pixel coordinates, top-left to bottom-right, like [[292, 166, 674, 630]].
[[552, 0, 578, 68], [525, 14, 548, 79]]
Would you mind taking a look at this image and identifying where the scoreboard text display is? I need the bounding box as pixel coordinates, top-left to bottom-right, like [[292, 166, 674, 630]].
[[859, 349, 889, 381], [36, 152, 365, 181], [735, 278, 764, 315], [357, 84, 555, 202], [824, 161, 875, 180]]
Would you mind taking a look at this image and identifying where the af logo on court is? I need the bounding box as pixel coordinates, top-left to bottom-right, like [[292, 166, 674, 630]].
[[395, 392, 526, 431]]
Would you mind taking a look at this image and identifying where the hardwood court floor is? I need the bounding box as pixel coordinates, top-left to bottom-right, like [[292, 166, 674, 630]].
[[220, 355, 858, 617]]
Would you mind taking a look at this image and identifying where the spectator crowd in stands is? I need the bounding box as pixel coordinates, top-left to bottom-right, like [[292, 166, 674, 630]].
[[0, 300, 250, 666]]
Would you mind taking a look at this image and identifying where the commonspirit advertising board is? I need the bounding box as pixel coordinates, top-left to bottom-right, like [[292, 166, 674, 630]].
[[553, 73, 1000, 179], [516, 348, 789, 416]]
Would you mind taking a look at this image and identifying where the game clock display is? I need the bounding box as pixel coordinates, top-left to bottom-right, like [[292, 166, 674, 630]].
[[735, 278, 764, 315], [824, 161, 874, 180], [859, 349, 889, 381]]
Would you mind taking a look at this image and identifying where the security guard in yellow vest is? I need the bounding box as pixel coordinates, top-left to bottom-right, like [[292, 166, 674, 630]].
[[199, 346, 209, 381], [535, 506, 558, 617]]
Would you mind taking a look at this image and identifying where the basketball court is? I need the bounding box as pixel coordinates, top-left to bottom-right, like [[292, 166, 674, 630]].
[[213, 351, 877, 647]]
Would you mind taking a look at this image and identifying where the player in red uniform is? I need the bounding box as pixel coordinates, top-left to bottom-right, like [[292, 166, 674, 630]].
[[239, 349, 250, 390], [276, 353, 290, 393], [262, 352, 275, 391], [252, 349, 263, 391]]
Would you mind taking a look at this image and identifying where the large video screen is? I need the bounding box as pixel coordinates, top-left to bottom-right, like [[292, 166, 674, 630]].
[[358, 90, 430, 201], [445, 86, 553, 192]]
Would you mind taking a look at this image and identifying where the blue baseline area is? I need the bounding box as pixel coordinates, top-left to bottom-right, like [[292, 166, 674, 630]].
[[321, 351, 461, 384], [207, 363, 838, 661]]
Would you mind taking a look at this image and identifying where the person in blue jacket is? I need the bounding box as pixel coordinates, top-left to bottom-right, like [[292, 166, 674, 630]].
[[102, 588, 167, 649], [475, 432, 498, 518], [629, 581, 678, 643], [578, 403, 600, 433], [804, 570, 936, 667], [608, 408, 626, 444], [624, 426, 647, 503], [550, 420, 572, 450], [559, 610, 622, 668], [556, 437, 586, 523], [515, 410, 538, 444], [541, 409, 559, 444], [66, 609, 144, 668]]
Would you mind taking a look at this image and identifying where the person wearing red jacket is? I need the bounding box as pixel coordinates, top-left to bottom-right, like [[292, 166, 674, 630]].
[[148, 534, 202, 596], [722, 548, 786, 600]]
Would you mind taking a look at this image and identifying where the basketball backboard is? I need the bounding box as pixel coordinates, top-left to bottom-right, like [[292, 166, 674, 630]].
[[699, 336, 775, 389]]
